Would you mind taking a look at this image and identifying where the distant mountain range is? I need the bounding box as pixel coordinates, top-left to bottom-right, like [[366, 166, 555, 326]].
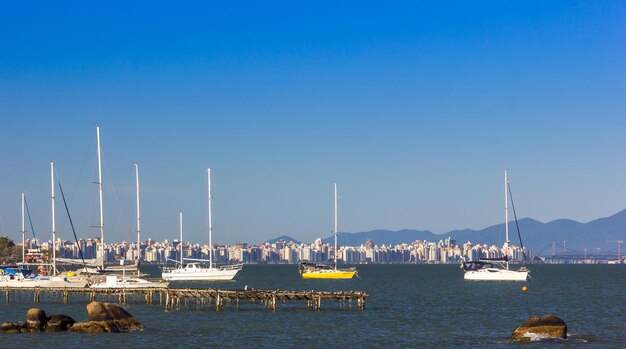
[[268, 210, 626, 255]]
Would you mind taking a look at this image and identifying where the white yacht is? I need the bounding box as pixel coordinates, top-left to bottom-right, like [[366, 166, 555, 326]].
[[90, 275, 167, 289], [463, 170, 529, 281], [162, 168, 242, 282]]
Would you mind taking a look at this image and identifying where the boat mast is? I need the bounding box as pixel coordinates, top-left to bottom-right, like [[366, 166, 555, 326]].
[[504, 169, 510, 271], [50, 162, 57, 276], [334, 183, 338, 270], [21, 192, 25, 264], [208, 168, 213, 268], [135, 163, 141, 261], [179, 212, 183, 266], [96, 125, 105, 269]]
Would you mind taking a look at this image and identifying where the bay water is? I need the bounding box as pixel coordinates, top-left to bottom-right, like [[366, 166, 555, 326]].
[[1, 264, 624, 348]]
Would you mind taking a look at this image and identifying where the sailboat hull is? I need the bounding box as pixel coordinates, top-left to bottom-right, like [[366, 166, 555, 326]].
[[301, 270, 357, 279], [0, 275, 90, 288], [162, 267, 240, 281], [464, 268, 528, 281]]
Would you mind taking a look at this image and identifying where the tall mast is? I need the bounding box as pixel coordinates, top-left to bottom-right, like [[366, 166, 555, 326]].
[[334, 183, 338, 270], [179, 212, 183, 266], [135, 163, 141, 261], [50, 162, 57, 276], [208, 168, 213, 268], [504, 169, 509, 270], [96, 125, 105, 269], [21, 192, 25, 264]]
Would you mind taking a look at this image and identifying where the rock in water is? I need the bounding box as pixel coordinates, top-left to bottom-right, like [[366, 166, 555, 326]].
[[511, 315, 567, 342], [26, 308, 49, 332], [45, 314, 76, 332], [86, 301, 133, 321], [70, 302, 144, 333], [0, 322, 26, 334]]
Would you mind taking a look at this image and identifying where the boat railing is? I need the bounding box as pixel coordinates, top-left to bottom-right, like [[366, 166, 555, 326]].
[[220, 263, 244, 271]]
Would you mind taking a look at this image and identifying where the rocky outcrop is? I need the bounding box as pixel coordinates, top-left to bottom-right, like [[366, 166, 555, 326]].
[[25, 308, 48, 332], [45, 314, 76, 332], [69, 302, 144, 333], [511, 315, 567, 342], [86, 301, 134, 321], [1, 303, 142, 334], [0, 321, 27, 334]]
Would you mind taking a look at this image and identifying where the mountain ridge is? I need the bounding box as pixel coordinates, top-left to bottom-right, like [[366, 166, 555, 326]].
[[269, 209, 626, 254]]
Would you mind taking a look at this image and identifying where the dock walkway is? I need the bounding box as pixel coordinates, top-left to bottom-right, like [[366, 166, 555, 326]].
[[2, 287, 368, 311]]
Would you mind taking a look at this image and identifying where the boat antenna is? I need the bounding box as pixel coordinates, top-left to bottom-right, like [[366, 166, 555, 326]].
[[50, 162, 57, 276], [179, 211, 183, 266], [96, 124, 105, 270], [504, 169, 509, 270], [21, 192, 25, 264], [507, 181, 528, 265], [208, 168, 213, 269], [58, 181, 87, 269], [135, 162, 141, 262], [334, 183, 338, 270]]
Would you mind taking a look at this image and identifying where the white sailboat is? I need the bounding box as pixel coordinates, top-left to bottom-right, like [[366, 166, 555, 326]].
[[463, 170, 529, 281], [87, 126, 164, 289], [1, 163, 89, 288], [299, 183, 357, 279], [162, 168, 242, 281]]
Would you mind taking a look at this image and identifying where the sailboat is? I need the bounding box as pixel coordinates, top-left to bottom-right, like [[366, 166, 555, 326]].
[[299, 183, 357, 279], [161, 168, 243, 281], [1, 163, 89, 288], [85, 126, 164, 289], [462, 170, 529, 281]]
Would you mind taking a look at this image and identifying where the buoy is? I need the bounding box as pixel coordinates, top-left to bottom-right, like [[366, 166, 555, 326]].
[[521, 286, 528, 292]]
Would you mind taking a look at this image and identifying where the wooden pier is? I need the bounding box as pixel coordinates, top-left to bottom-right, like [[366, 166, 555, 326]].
[[2, 287, 368, 311]]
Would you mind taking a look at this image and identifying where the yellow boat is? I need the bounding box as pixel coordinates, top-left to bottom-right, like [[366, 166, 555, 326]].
[[299, 262, 357, 279], [299, 183, 359, 280]]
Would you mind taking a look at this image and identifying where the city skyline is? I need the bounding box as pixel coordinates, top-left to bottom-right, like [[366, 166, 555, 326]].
[[1, 2, 625, 245]]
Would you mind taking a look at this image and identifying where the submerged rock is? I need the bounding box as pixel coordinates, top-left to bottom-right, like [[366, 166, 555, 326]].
[[511, 315, 567, 342], [45, 314, 76, 332], [0, 321, 26, 334], [26, 308, 48, 332], [69, 318, 144, 333]]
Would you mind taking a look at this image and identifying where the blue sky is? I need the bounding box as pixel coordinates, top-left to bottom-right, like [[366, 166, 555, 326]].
[[1, 1, 625, 245]]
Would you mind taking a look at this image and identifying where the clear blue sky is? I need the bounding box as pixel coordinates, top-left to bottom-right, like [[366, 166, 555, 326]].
[[1, 1, 625, 245]]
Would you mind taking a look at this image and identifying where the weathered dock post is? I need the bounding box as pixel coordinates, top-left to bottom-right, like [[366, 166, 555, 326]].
[[5, 287, 9, 304], [63, 290, 69, 304], [270, 293, 276, 311], [357, 295, 365, 310]]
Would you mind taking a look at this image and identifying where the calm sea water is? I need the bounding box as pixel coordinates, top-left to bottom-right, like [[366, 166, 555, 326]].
[[1, 264, 624, 348]]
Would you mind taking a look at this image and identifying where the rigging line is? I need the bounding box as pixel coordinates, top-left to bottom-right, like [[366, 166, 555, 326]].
[[101, 148, 131, 243], [53, 167, 71, 234], [506, 182, 528, 264], [24, 195, 38, 246], [58, 181, 87, 268]]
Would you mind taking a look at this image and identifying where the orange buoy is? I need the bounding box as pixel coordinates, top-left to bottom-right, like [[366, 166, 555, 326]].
[[521, 286, 528, 292]]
